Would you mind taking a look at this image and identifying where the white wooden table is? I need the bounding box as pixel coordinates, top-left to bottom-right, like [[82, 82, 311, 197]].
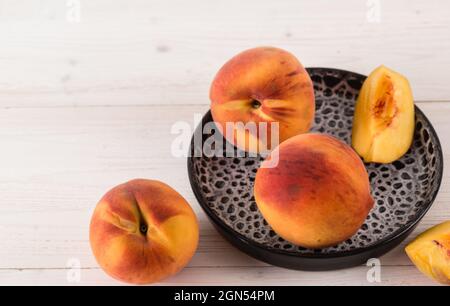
[[0, 0, 449, 286]]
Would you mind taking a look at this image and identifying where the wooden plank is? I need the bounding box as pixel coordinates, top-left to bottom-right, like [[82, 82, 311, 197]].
[[0, 0, 450, 107], [0, 266, 441, 286]]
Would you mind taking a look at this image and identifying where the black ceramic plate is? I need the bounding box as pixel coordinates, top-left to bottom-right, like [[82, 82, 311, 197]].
[[187, 68, 443, 271]]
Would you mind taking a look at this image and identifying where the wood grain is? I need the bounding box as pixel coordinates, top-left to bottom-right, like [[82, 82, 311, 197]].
[[0, 266, 441, 286], [0, 0, 450, 107]]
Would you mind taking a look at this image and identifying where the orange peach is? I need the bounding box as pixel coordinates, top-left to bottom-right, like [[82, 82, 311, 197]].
[[89, 179, 199, 284], [210, 47, 315, 154], [254, 134, 374, 249]]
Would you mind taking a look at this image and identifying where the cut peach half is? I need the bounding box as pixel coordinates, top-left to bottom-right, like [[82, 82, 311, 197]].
[[352, 66, 415, 163]]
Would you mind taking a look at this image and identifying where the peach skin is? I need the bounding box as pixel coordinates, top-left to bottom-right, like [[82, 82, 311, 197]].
[[210, 47, 315, 154], [254, 134, 374, 249], [89, 179, 199, 284]]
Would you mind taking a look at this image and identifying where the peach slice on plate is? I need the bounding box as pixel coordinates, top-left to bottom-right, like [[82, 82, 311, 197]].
[[352, 66, 415, 163]]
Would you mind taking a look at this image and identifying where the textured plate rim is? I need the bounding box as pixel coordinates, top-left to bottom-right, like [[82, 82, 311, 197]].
[[187, 67, 444, 260]]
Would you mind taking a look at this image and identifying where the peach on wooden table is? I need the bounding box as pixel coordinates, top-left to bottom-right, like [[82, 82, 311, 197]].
[[90, 179, 199, 285]]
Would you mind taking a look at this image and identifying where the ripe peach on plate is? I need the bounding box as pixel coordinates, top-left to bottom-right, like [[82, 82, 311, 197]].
[[210, 47, 315, 154], [254, 134, 374, 249], [352, 66, 415, 163], [89, 179, 199, 284]]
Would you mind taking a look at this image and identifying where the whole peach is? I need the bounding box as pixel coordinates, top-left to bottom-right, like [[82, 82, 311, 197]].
[[90, 179, 199, 284], [254, 134, 374, 249], [210, 47, 315, 154]]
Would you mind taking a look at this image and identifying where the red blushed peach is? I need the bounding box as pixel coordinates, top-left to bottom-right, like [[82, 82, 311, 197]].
[[89, 179, 199, 284], [254, 134, 374, 249], [210, 47, 315, 154]]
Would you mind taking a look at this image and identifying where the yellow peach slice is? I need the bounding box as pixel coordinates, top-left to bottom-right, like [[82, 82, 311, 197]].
[[406, 221, 450, 285], [352, 66, 415, 163]]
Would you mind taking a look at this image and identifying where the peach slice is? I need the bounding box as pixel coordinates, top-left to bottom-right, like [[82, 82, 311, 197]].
[[406, 221, 450, 285], [352, 66, 415, 163]]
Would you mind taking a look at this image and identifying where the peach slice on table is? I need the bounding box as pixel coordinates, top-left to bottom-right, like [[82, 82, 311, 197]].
[[406, 221, 450, 285], [89, 179, 199, 285]]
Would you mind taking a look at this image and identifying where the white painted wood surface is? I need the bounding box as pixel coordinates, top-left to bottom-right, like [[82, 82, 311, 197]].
[[0, 0, 449, 286]]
